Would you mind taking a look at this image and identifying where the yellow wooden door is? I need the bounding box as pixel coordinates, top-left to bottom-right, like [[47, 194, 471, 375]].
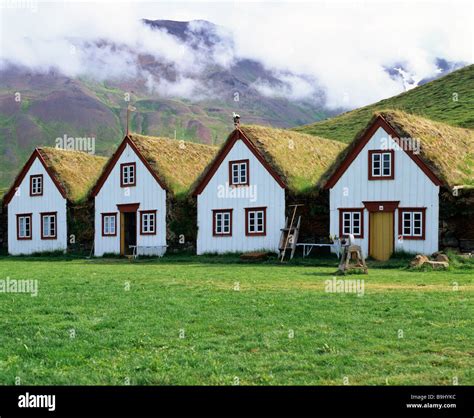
[[369, 212, 393, 261], [120, 212, 125, 255]]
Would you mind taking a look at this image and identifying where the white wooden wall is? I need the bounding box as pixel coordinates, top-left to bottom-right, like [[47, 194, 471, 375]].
[[329, 126, 439, 255], [94, 144, 167, 256], [197, 139, 285, 254], [8, 158, 67, 255]]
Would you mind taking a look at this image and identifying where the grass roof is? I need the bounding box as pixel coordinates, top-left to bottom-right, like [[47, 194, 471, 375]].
[[322, 110, 474, 189], [380, 110, 474, 187], [128, 134, 218, 197], [38, 147, 107, 203], [238, 125, 346, 193]]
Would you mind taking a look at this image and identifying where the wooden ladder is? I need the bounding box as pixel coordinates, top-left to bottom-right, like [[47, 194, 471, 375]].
[[279, 204, 303, 262]]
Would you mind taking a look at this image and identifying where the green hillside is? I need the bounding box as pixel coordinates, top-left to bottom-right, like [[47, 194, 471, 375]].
[[294, 65, 474, 142]]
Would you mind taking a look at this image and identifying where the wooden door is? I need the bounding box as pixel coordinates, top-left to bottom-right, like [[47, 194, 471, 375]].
[[369, 212, 393, 261]]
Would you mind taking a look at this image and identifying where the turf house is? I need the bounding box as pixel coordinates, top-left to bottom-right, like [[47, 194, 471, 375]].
[[3, 147, 106, 255]]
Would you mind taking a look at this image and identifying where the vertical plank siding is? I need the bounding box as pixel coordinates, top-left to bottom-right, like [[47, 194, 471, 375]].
[[8, 158, 67, 255], [329, 126, 439, 256], [94, 144, 167, 256], [197, 139, 285, 254]]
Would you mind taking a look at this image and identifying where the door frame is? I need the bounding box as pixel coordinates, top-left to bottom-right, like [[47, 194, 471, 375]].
[[363, 201, 399, 258], [117, 203, 140, 255]]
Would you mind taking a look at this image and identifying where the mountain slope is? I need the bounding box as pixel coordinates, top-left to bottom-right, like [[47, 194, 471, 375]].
[[294, 65, 474, 143]]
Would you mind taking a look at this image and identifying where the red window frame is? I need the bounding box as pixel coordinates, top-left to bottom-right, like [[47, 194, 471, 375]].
[[212, 209, 233, 237], [338, 208, 364, 238], [228, 159, 249, 186], [30, 174, 43, 196], [16, 213, 32, 240], [245, 207, 267, 236], [40, 212, 57, 240], [140, 210, 157, 235], [398, 208, 426, 240], [101, 212, 117, 237], [120, 162, 136, 187], [368, 150, 394, 180]]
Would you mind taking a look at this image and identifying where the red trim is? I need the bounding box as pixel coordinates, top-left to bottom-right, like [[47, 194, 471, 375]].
[[101, 212, 117, 237], [117, 203, 140, 213], [90, 136, 168, 197], [193, 129, 286, 196], [368, 149, 394, 180], [3, 149, 67, 206], [323, 115, 443, 189], [338, 208, 364, 238], [363, 201, 400, 212], [140, 210, 157, 235], [120, 162, 136, 187], [16, 213, 32, 240], [212, 209, 233, 237], [228, 159, 250, 186], [29, 174, 44, 196], [245, 206, 267, 237], [398, 207, 426, 240], [40, 211, 57, 240]]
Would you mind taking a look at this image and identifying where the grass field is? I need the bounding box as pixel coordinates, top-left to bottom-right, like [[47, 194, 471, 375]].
[[0, 254, 472, 386]]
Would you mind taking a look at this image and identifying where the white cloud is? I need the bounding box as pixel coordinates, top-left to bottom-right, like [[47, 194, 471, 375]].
[[0, 0, 472, 108]]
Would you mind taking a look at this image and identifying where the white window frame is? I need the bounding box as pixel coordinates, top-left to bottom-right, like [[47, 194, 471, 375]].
[[341, 210, 363, 237], [246, 208, 266, 235], [141, 211, 156, 235], [402, 211, 423, 237], [214, 210, 232, 236], [103, 214, 116, 236], [121, 163, 135, 186], [31, 175, 43, 195], [371, 152, 392, 178], [230, 161, 248, 185], [18, 215, 32, 239], [41, 213, 57, 239]]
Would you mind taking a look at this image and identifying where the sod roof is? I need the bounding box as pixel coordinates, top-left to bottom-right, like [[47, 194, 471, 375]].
[[322, 110, 474, 188], [38, 147, 108, 203], [193, 125, 346, 194], [128, 134, 218, 197], [3, 147, 107, 205]]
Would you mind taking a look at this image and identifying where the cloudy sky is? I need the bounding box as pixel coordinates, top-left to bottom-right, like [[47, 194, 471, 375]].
[[0, 0, 472, 108]]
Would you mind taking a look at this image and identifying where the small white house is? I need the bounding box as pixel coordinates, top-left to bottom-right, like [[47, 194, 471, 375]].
[[3, 147, 106, 255], [324, 113, 444, 260], [90, 134, 216, 257], [192, 125, 344, 255]]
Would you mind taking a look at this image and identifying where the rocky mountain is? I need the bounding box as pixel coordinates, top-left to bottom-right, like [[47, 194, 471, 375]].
[[0, 19, 467, 192]]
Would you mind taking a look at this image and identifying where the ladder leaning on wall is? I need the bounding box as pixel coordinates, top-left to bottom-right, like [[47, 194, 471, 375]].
[[279, 204, 303, 262]]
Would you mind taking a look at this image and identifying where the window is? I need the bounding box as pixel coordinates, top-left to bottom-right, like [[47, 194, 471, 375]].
[[398, 208, 426, 240], [140, 210, 156, 235], [229, 160, 249, 186], [41, 212, 57, 239], [120, 163, 136, 187], [30, 175, 43, 196], [17, 214, 32, 240], [339, 209, 364, 238], [369, 150, 394, 180], [213, 209, 232, 236], [245, 207, 266, 236], [102, 213, 117, 236]]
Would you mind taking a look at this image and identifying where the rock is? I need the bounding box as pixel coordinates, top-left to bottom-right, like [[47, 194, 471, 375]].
[[426, 261, 449, 269], [435, 253, 449, 263], [410, 255, 429, 267]]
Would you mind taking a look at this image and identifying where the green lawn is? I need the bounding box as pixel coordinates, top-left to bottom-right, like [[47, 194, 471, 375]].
[[0, 254, 472, 385]]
